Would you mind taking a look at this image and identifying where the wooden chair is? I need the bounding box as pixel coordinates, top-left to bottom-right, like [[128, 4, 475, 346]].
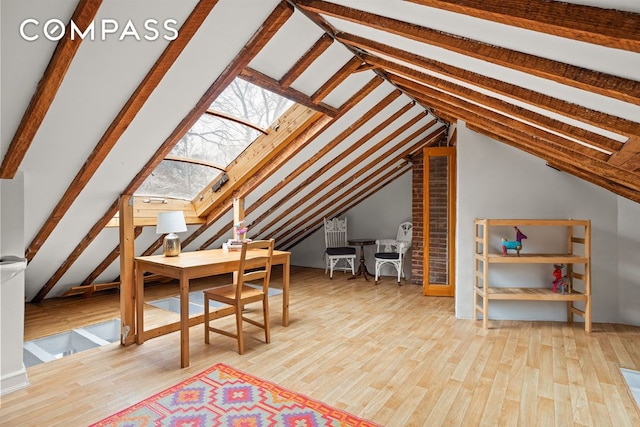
[[374, 222, 412, 285], [203, 239, 274, 354], [323, 217, 356, 279]]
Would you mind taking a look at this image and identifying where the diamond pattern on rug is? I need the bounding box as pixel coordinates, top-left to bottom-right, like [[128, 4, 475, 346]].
[[89, 363, 379, 427]]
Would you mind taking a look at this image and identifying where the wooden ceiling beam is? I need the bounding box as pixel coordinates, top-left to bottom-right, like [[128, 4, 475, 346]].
[[280, 33, 334, 87], [391, 74, 613, 160], [405, 0, 640, 53], [608, 136, 640, 167], [239, 67, 338, 116], [24, 0, 221, 263], [295, 0, 640, 105], [337, 31, 640, 138], [471, 125, 640, 203], [400, 82, 640, 192], [310, 56, 362, 102], [0, 0, 103, 178], [383, 68, 623, 154], [31, 200, 119, 302], [80, 226, 144, 296], [546, 160, 640, 204], [458, 111, 640, 193]]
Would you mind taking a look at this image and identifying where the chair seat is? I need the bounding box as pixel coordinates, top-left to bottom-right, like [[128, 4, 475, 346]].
[[326, 246, 356, 256], [375, 252, 400, 260], [203, 284, 264, 304]]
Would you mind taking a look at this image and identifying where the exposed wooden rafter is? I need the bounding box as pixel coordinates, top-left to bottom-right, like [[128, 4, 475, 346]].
[[0, 0, 103, 179], [310, 56, 362, 102], [383, 67, 623, 155], [401, 83, 640, 198], [25, 0, 221, 264], [405, 0, 640, 53], [336, 32, 640, 138], [239, 68, 338, 116], [294, 0, 640, 105], [280, 33, 334, 87]]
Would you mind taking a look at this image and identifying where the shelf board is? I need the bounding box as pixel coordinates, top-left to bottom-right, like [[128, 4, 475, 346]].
[[485, 253, 588, 263], [475, 286, 588, 301], [475, 218, 590, 227]]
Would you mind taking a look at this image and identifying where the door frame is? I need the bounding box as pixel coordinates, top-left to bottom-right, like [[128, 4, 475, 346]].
[[423, 146, 456, 297]]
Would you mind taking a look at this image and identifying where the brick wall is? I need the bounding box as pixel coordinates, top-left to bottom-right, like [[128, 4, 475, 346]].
[[427, 156, 449, 284], [411, 152, 424, 285], [411, 152, 449, 285]]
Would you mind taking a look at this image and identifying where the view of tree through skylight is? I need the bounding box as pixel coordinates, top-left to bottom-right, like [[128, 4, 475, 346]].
[[136, 78, 295, 200]]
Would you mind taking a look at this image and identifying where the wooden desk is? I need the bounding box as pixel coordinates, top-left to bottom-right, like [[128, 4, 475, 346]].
[[135, 249, 291, 368]]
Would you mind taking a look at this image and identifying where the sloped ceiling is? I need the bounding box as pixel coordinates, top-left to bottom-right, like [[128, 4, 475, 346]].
[[1, 0, 639, 301]]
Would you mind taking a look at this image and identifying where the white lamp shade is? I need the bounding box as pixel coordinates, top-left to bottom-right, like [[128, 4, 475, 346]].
[[156, 211, 187, 234]]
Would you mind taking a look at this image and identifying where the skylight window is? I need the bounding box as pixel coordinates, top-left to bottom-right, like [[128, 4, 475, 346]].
[[136, 78, 295, 200]]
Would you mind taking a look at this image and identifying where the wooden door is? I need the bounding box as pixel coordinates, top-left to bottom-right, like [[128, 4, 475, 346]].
[[423, 147, 456, 296]]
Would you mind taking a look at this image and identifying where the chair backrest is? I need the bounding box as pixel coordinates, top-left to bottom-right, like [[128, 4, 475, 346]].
[[236, 239, 274, 296], [324, 217, 349, 248], [376, 222, 413, 255], [396, 222, 413, 250]]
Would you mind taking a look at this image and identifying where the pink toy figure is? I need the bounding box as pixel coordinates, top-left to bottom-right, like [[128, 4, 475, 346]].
[[552, 263, 568, 294], [234, 221, 248, 240], [501, 226, 527, 256]]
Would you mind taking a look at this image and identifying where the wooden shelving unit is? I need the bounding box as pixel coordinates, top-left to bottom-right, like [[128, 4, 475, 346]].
[[474, 219, 591, 331]]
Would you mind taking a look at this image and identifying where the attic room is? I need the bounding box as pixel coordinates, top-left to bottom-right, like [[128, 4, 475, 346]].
[[1, 0, 640, 425]]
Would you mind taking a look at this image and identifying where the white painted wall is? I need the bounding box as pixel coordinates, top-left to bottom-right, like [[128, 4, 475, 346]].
[[456, 121, 630, 325], [290, 171, 413, 280], [1, 173, 29, 394], [618, 197, 640, 326]]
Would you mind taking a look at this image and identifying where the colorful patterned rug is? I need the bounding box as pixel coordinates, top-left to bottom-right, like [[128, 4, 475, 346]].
[[90, 363, 379, 426]]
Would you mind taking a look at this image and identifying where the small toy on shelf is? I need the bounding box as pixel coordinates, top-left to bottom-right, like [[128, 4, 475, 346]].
[[501, 226, 527, 256], [552, 263, 569, 294]]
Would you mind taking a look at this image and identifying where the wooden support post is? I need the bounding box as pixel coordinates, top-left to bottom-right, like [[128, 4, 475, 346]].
[[119, 194, 136, 346]]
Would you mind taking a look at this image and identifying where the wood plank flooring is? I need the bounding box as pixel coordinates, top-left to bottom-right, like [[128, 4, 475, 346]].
[[2, 267, 639, 426]]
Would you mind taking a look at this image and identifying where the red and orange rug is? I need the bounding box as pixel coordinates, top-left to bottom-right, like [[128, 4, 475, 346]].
[[90, 363, 379, 426]]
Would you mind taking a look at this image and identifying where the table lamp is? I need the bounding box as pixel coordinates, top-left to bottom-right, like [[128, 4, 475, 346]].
[[156, 211, 187, 256]]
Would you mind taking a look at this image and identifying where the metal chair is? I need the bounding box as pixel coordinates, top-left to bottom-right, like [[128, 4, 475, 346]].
[[323, 217, 356, 279], [374, 222, 413, 285], [203, 239, 274, 354]]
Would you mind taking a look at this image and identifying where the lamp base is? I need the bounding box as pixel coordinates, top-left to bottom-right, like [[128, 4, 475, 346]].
[[163, 233, 181, 256]]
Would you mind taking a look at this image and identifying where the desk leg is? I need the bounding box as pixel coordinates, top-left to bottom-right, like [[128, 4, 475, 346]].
[[180, 273, 190, 368], [135, 264, 145, 344], [282, 257, 290, 327]]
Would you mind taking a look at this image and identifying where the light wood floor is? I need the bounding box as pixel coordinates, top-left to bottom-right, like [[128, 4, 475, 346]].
[[2, 267, 639, 426]]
